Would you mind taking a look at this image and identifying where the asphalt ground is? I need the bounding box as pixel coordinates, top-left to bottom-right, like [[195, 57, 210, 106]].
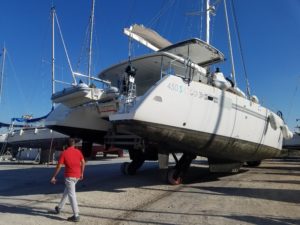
[[0, 154, 299, 225]]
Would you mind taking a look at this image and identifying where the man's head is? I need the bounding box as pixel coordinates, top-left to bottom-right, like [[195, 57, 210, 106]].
[[68, 138, 76, 147]]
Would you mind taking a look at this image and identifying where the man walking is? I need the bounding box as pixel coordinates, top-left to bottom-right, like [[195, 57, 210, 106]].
[[51, 138, 85, 222]]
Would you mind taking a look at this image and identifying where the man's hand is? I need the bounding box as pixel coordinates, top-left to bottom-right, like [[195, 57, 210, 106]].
[[80, 175, 84, 180], [50, 177, 57, 184], [51, 163, 62, 184]]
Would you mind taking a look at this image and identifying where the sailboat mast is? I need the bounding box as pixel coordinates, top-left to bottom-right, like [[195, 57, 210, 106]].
[[51, 7, 55, 97], [88, 0, 95, 86], [0, 46, 6, 104], [223, 0, 236, 86], [206, 0, 210, 44]]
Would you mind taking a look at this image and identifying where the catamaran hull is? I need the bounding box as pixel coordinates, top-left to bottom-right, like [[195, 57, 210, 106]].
[[114, 120, 280, 161], [45, 103, 111, 143], [110, 75, 284, 162]]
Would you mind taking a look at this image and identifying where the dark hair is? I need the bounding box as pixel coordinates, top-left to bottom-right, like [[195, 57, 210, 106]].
[[68, 138, 76, 147]]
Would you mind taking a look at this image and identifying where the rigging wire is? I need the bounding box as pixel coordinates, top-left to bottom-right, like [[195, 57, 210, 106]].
[[54, 13, 76, 84], [125, 0, 136, 27], [184, 0, 206, 40], [0, 47, 6, 104], [163, 0, 180, 39], [33, 9, 54, 104], [230, 0, 251, 97], [76, 19, 90, 76], [184, 7, 194, 39], [147, 0, 176, 29], [87, 0, 96, 85], [224, 0, 236, 86], [5, 50, 30, 114], [76, 2, 101, 81], [209, 1, 221, 45], [93, 19, 100, 77]]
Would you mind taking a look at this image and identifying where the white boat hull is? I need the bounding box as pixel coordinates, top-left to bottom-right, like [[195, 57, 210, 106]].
[[8, 127, 68, 150], [45, 103, 112, 143], [110, 75, 284, 161]]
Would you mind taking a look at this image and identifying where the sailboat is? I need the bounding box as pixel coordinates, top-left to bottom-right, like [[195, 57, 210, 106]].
[[45, 0, 121, 157], [6, 115, 68, 157], [0, 45, 68, 162], [99, 0, 293, 184]]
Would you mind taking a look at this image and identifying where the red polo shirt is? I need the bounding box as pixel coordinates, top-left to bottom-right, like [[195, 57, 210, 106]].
[[58, 146, 84, 178]]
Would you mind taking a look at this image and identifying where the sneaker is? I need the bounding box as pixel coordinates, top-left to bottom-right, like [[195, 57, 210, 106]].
[[55, 206, 60, 214], [67, 215, 80, 222]]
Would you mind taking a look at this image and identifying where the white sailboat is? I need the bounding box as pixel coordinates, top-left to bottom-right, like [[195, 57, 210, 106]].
[[100, 0, 293, 184], [4, 115, 68, 161], [0, 45, 68, 162]]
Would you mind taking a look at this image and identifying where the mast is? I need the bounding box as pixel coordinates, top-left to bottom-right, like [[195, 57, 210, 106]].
[[206, 0, 210, 43], [51, 7, 55, 99], [87, 0, 95, 86], [223, 0, 236, 86], [0, 46, 6, 104]]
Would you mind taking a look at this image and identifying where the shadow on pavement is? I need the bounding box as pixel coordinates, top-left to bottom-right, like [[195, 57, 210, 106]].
[[0, 204, 64, 221]]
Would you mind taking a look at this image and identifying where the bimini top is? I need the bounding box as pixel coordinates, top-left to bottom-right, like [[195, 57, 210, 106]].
[[159, 38, 225, 67], [124, 24, 172, 51]]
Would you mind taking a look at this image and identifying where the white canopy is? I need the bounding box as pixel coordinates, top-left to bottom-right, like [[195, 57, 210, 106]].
[[160, 38, 224, 67], [124, 24, 172, 51]]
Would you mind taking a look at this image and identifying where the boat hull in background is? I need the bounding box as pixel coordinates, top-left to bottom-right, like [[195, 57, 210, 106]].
[[283, 133, 300, 150], [8, 127, 68, 150]]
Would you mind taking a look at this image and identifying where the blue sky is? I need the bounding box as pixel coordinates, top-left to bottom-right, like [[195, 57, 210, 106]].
[[0, 0, 300, 130]]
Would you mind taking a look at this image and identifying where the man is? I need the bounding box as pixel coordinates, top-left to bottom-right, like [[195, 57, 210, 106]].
[[51, 138, 85, 222]]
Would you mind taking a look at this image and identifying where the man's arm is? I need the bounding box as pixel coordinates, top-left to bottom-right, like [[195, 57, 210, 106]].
[[80, 159, 85, 180], [50, 163, 62, 184]]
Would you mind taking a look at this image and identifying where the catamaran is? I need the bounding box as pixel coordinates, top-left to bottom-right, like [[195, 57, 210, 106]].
[[99, 0, 293, 184]]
